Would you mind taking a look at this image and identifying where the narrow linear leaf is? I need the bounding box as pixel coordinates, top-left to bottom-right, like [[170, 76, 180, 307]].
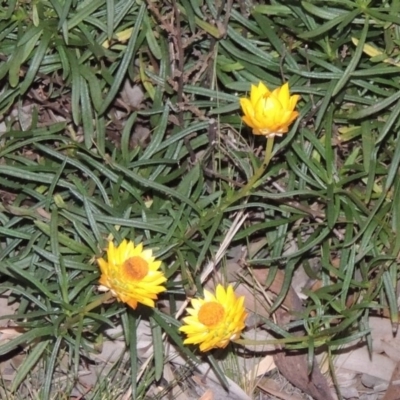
[[20, 30, 52, 94], [150, 316, 164, 381], [11, 340, 51, 392], [383, 269, 399, 325], [348, 91, 400, 120], [106, 0, 115, 40], [35, 220, 92, 254], [99, 2, 146, 114], [42, 337, 62, 399], [80, 76, 95, 149], [332, 17, 369, 96], [0, 327, 53, 357]]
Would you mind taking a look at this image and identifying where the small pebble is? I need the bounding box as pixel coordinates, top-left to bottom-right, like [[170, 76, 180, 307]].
[[361, 373, 387, 389]]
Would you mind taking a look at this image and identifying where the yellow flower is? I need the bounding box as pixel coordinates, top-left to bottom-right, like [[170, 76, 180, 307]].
[[97, 239, 166, 309], [239, 82, 300, 137], [179, 284, 247, 352]]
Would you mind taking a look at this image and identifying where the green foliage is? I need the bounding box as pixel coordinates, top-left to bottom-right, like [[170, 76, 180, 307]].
[[0, 0, 400, 398]]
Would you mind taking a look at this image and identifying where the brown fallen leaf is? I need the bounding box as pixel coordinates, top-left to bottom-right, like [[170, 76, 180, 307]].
[[274, 343, 334, 400], [382, 360, 400, 400], [245, 354, 276, 381], [249, 268, 334, 400], [257, 376, 305, 400], [224, 260, 334, 399], [0, 326, 25, 344], [334, 345, 395, 382], [198, 389, 214, 400]]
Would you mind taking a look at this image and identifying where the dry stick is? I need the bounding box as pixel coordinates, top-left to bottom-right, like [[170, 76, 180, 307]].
[[121, 211, 248, 400], [199, 210, 248, 286]]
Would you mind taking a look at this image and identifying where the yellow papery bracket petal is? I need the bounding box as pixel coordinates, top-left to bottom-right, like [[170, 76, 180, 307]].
[[179, 284, 247, 352], [276, 82, 290, 109], [96, 239, 166, 310], [239, 81, 300, 137]]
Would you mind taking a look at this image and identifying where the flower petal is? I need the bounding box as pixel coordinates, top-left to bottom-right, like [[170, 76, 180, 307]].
[[179, 284, 247, 352], [96, 240, 166, 309], [239, 81, 300, 137], [250, 82, 269, 105]]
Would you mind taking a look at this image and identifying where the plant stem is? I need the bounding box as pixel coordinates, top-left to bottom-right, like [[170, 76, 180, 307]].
[[185, 136, 275, 238], [81, 290, 114, 313], [63, 291, 114, 330], [221, 136, 275, 210]]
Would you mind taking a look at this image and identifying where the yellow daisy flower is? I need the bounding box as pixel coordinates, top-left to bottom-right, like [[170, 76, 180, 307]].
[[239, 82, 300, 137], [97, 239, 167, 309], [179, 284, 247, 352]]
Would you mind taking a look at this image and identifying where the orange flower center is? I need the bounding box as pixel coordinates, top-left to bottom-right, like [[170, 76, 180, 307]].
[[122, 256, 148, 281], [198, 302, 225, 327]]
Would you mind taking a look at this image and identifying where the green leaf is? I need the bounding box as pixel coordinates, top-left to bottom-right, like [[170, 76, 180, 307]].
[[20, 30, 52, 94], [332, 16, 369, 96], [126, 310, 138, 397], [152, 310, 200, 364], [34, 220, 92, 254], [66, 48, 81, 125], [42, 337, 62, 399], [348, 91, 400, 119], [376, 98, 400, 144], [144, 13, 161, 60], [383, 269, 398, 325], [140, 105, 169, 160], [80, 76, 95, 149], [150, 316, 164, 381], [0, 327, 53, 357], [106, 0, 115, 41], [11, 340, 51, 392], [67, 0, 105, 30], [385, 130, 400, 190], [8, 28, 43, 87], [79, 64, 104, 112], [99, 2, 146, 114]]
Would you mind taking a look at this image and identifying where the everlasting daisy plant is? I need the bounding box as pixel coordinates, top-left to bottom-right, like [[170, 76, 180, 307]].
[[240, 82, 300, 137], [179, 284, 247, 352], [97, 239, 167, 309]]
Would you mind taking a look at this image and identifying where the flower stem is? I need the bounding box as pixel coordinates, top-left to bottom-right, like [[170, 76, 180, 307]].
[[81, 291, 114, 313], [221, 136, 275, 209], [185, 136, 275, 238], [63, 291, 114, 330]]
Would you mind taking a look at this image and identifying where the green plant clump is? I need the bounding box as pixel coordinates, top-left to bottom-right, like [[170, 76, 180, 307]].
[[0, 0, 399, 398]]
